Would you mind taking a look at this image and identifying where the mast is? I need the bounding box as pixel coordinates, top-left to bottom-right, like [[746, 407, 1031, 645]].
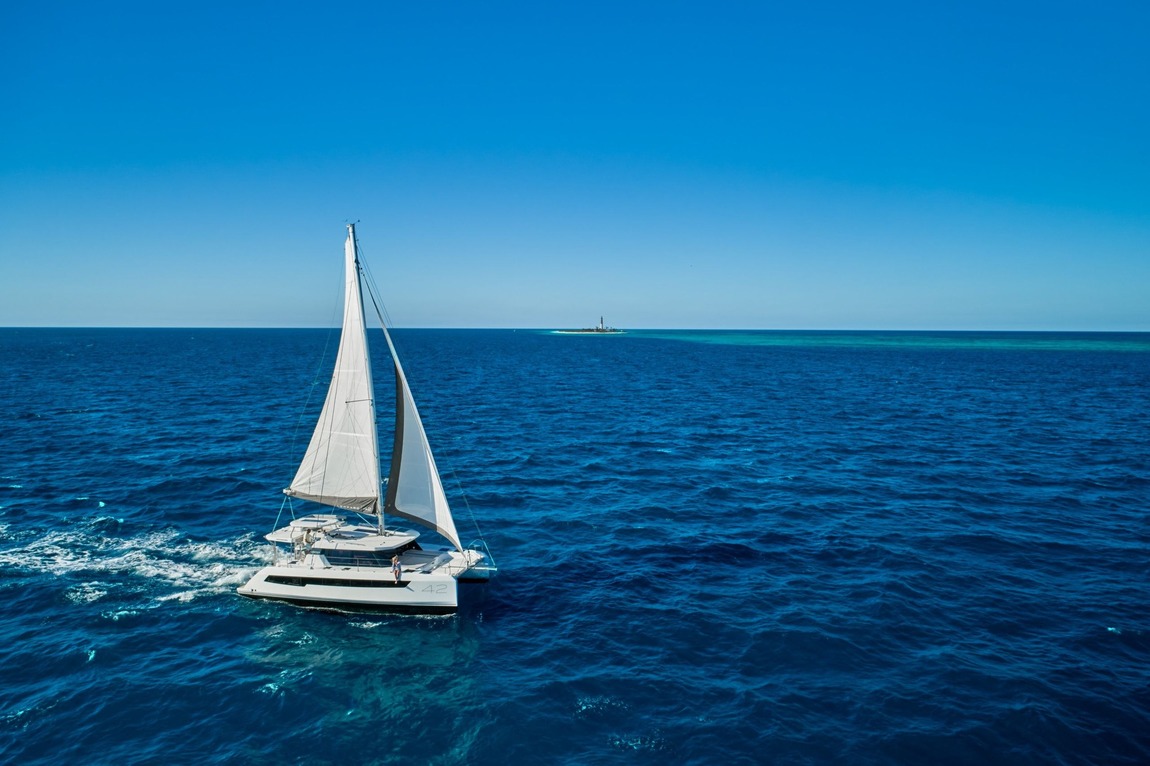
[[283, 223, 382, 517], [344, 221, 384, 526], [346, 222, 387, 534]]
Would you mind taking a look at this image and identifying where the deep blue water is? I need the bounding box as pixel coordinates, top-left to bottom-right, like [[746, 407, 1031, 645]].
[[1, 328, 1148, 765]]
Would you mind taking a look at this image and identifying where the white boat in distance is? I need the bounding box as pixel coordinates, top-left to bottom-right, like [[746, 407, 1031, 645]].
[[237, 224, 495, 614]]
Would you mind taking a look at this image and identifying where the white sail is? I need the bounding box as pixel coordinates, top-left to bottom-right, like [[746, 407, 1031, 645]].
[[382, 328, 463, 552], [285, 225, 381, 513]]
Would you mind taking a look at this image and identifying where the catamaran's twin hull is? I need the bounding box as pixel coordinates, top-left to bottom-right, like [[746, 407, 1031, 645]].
[[237, 515, 494, 614], [238, 564, 462, 615]]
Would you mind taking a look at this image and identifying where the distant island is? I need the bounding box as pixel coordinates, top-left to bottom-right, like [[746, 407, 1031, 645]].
[[554, 316, 624, 335]]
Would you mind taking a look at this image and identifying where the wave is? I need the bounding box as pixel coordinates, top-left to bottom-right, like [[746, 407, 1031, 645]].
[[0, 519, 262, 607]]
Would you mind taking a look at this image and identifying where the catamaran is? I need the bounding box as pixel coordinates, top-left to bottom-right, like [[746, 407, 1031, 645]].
[[237, 224, 495, 614]]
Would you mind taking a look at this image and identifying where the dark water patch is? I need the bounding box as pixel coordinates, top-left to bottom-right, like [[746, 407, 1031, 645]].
[[2, 328, 1149, 764]]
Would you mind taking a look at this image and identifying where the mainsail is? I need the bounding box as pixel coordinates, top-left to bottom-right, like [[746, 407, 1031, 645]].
[[285, 226, 381, 513], [285, 223, 463, 552]]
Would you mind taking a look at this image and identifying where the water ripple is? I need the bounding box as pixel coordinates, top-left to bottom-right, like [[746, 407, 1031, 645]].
[[1, 329, 1148, 765]]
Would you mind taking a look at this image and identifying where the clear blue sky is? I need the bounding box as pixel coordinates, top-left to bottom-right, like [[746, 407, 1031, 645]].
[[2, 0, 1147, 329]]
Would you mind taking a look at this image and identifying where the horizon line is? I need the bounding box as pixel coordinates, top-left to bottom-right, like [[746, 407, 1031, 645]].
[[2, 326, 1149, 333]]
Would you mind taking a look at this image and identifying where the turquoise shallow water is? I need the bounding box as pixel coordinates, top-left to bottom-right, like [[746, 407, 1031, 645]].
[[1, 328, 1148, 765]]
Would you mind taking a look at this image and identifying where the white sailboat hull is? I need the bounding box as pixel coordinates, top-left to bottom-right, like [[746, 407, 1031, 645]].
[[238, 564, 460, 614], [237, 538, 492, 614]]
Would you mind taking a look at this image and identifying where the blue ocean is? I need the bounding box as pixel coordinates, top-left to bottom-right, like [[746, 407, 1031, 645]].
[[1, 327, 1148, 765]]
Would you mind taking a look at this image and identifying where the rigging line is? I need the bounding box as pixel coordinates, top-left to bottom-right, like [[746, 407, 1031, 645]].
[[446, 466, 488, 541], [270, 493, 292, 536], [358, 236, 485, 547], [283, 254, 344, 521], [361, 261, 394, 351], [355, 239, 395, 330], [286, 262, 343, 497]]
